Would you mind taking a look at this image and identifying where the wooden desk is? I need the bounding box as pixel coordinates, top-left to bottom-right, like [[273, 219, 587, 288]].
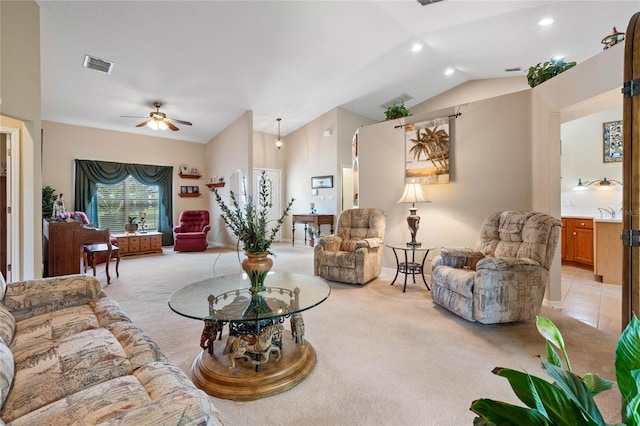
[[292, 214, 334, 246]]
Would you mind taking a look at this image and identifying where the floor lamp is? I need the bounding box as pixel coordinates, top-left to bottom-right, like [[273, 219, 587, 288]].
[[397, 182, 430, 246]]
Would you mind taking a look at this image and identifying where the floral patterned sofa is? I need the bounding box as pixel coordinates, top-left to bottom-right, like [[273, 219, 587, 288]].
[[0, 273, 224, 425]]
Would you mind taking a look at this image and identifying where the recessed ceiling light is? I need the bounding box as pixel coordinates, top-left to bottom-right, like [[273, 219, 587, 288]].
[[538, 17, 554, 26], [411, 43, 423, 52], [444, 68, 454, 76]]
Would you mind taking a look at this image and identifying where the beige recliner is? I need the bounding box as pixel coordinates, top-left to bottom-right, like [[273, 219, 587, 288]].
[[314, 208, 387, 285], [431, 211, 561, 324]]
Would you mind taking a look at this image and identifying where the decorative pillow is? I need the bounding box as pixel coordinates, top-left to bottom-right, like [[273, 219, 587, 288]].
[[0, 305, 15, 346], [0, 342, 14, 409]]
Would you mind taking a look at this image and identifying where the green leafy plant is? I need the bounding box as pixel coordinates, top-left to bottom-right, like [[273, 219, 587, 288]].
[[42, 185, 57, 218], [307, 227, 316, 237], [127, 215, 137, 224], [210, 170, 294, 255], [384, 102, 411, 120], [527, 58, 577, 88], [471, 315, 640, 426]]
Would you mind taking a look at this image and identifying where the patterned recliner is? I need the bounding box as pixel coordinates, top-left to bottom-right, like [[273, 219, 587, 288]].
[[431, 211, 561, 324], [314, 208, 386, 285], [173, 210, 211, 252]]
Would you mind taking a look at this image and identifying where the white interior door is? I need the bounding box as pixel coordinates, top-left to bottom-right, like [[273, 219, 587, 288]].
[[253, 168, 282, 241]]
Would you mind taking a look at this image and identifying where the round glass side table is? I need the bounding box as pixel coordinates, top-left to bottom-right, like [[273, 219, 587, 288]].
[[385, 243, 436, 292]]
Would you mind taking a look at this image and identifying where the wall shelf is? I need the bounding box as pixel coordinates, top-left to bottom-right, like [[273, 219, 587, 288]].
[[206, 182, 225, 188], [179, 173, 201, 179], [178, 193, 202, 198]]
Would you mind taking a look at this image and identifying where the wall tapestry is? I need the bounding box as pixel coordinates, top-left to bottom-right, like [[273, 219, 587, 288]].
[[405, 117, 450, 184], [603, 120, 623, 163]]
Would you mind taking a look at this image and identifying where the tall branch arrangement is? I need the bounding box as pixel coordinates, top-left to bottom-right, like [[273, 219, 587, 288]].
[[211, 170, 294, 255]]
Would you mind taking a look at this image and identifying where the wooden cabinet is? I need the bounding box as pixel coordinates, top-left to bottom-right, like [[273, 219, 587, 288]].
[[594, 221, 623, 285], [115, 232, 163, 257], [561, 217, 594, 266]]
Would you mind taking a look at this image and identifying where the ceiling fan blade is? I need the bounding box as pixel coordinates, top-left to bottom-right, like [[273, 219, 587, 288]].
[[168, 118, 192, 126], [136, 119, 152, 128], [165, 120, 179, 131]]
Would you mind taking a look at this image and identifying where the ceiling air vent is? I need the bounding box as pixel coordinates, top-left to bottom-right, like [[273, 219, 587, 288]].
[[83, 54, 114, 74], [417, 0, 444, 5], [505, 67, 523, 72], [380, 93, 413, 109]]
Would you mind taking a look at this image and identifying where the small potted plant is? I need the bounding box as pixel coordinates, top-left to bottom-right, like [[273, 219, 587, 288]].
[[384, 102, 411, 120], [307, 227, 316, 247], [125, 216, 138, 234]]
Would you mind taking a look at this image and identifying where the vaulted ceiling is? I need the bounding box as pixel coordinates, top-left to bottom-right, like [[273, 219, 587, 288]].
[[37, 1, 638, 143]]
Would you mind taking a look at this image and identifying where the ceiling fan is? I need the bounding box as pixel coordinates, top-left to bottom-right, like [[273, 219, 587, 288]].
[[122, 102, 192, 131]]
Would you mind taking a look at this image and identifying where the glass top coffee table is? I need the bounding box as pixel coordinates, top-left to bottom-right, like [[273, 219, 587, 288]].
[[169, 271, 330, 401]]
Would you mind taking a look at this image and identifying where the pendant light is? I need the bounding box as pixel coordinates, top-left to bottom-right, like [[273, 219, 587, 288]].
[[275, 118, 284, 150]]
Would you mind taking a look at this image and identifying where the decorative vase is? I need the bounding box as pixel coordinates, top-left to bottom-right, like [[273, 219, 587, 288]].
[[124, 223, 138, 234], [241, 252, 273, 293]]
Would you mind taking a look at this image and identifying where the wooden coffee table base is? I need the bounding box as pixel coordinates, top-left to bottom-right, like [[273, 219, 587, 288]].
[[191, 331, 316, 401]]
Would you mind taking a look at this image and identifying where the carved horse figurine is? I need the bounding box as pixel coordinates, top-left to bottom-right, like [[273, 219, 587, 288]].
[[223, 323, 283, 369], [200, 319, 223, 354], [290, 313, 305, 347]]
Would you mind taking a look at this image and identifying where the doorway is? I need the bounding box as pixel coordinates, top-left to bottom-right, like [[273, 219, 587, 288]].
[[253, 168, 282, 241]]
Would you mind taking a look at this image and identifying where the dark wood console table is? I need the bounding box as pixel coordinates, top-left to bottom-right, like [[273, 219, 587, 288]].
[[292, 214, 334, 246]]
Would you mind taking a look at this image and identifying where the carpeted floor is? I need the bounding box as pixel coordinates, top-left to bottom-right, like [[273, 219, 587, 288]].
[[97, 242, 622, 426]]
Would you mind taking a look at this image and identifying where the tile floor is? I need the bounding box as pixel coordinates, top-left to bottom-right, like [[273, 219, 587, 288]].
[[560, 264, 622, 336]]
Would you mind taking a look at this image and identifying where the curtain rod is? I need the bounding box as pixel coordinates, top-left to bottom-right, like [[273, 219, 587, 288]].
[[394, 112, 462, 129]]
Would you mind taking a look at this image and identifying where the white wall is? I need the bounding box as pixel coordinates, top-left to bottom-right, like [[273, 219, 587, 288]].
[[561, 105, 623, 217], [41, 121, 208, 230], [0, 0, 41, 279], [205, 110, 252, 247], [360, 90, 534, 269]]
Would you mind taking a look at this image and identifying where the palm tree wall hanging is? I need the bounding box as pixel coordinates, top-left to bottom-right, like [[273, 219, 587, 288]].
[[405, 117, 450, 185]]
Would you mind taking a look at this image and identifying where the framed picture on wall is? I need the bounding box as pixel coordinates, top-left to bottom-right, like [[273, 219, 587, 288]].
[[603, 120, 623, 163], [311, 175, 333, 189]]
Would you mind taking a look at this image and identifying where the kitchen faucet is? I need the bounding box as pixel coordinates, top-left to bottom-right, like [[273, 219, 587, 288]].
[[598, 207, 616, 219]]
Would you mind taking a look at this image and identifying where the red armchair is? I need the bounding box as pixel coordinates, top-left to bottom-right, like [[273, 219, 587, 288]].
[[173, 210, 211, 252]]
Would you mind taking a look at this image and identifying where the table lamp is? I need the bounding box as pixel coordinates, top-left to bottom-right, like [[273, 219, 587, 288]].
[[138, 211, 147, 234], [397, 181, 430, 246]]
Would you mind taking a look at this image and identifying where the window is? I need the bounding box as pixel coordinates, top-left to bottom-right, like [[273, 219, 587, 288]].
[[95, 175, 159, 232]]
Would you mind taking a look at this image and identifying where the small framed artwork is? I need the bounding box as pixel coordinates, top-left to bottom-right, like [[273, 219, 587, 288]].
[[180, 165, 189, 175], [193, 186, 199, 194], [603, 120, 623, 163], [191, 168, 199, 175], [187, 186, 194, 194], [180, 186, 187, 194], [311, 175, 333, 189]]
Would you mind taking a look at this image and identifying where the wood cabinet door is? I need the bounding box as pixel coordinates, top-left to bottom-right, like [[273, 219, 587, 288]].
[[574, 228, 594, 266]]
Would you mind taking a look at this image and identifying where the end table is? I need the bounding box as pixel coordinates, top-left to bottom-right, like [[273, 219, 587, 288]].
[[386, 243, 435, 292]]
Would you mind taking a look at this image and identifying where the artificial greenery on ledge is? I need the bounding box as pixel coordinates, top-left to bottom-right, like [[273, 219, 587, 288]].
[[384, 102, 411, 120], [527, 58, 577, 88]]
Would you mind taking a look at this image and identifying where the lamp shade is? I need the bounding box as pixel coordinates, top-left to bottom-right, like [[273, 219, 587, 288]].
[[397, 182, 430, 205]]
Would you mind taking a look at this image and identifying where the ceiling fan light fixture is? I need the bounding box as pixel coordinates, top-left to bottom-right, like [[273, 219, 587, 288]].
[[147, 120, 159, 130], [158, 120, 169, 131]]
